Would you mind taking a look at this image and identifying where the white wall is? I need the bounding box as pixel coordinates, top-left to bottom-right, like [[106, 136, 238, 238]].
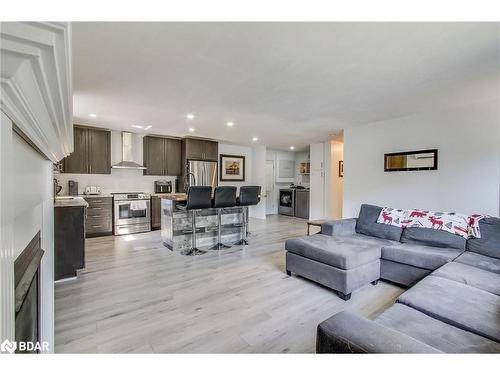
[[218, 143, 253, 190], [218, 142, 268, 219], [330, 140, 344, 219], [309, 143, 326, 220], [11, 134, 55, 351], [250, 145, 267, 219], [56, 169, 177, 195], [343, 98, 500, 218]]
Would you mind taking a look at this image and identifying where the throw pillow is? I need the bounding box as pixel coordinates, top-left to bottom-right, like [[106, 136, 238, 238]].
[[406, 210, 470, 239], [376, 208, 411, 228]]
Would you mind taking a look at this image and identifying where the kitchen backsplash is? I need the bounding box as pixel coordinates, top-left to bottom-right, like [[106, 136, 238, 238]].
[[55, 168, 178, 195]]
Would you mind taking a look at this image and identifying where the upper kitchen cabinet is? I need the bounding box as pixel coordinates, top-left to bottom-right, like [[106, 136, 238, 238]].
[[88, 127, 111, 174], [166, 138, 182, 176], [143, 136, 182, 176], [203, 140, 219, 161], [182, 138, 218, 161], [143, 136, 165, 175], [62, 125, 111, 174], [63, 126, 87, 174]]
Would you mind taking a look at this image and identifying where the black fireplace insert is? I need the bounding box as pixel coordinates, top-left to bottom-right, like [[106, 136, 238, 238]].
[[14, 231, 44, 354]]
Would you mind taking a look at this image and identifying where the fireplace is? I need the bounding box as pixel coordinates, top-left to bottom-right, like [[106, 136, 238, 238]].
[[14, 232, 44, 354]]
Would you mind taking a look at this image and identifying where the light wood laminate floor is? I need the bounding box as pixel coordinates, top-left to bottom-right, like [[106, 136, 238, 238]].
[[55, 214, 404, 353]]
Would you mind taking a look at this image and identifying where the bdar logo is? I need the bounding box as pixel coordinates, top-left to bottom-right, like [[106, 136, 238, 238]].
[[1, 339, 17, 354]]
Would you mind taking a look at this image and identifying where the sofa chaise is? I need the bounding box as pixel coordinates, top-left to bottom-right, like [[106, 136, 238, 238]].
[[284, 204, 500, 353]]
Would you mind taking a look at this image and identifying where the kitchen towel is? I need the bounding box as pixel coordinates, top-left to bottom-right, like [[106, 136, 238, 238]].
[[130, 200, 147, 211]]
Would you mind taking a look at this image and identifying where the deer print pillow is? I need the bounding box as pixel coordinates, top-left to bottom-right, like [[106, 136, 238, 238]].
[[405, 210, 471, 239], [467, 214, 485, 238], [376, 208, 410, 228], [377, 208, 483, 239]]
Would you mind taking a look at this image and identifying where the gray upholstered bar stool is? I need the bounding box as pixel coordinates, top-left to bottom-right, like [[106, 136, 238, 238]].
[[177, 186, 212, 256], [210, 186, 237, 250], [236, 186, 261, 245]]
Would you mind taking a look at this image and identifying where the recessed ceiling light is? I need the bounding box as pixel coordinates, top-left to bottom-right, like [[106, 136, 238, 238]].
[[144, 125, 152, 130], [290, 146, 295, 150], [252, 137, 258, 142], [188, 127, 195, 133], [186, 113, 195, 120], [226, 121, 234, 127], [89, 113, 97, 118], [131, 125, 143, 129]]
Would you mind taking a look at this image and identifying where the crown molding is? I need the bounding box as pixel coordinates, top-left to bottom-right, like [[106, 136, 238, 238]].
[[1, 22, 73, 162]]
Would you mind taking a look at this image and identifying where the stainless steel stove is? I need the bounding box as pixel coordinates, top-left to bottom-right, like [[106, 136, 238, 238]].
[[113, 192, 151, 235]]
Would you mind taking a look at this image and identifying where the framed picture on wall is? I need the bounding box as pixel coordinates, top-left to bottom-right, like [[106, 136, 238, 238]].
[[220, 154, 246, 181], [339, 160, 344, 177]]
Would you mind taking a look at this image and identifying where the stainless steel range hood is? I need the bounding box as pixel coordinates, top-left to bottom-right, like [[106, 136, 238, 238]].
[[111, 132, 146, 170]]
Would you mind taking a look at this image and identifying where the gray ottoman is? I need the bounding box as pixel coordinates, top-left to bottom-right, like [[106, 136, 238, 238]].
[[285, 233, 390, 300]]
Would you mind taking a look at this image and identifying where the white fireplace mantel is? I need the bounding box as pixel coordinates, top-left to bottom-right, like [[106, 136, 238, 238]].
[[1, 22, 73, 162], [1, 21, 72, 351]]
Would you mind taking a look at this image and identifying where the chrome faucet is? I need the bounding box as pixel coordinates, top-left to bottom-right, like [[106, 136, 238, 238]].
[[184, 172, 196, 193]]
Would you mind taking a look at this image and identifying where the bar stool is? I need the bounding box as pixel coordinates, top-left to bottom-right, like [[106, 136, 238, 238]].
[[236, 186, 261, 245], [177, 186, 212, 256], [210, 186, 237, 250]]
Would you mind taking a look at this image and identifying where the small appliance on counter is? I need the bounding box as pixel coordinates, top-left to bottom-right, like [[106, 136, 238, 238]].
[[53, 178, 62, 198], [68, 180, 79, 196], [154, 180, 172, 194], [84, 185, 101, 195]]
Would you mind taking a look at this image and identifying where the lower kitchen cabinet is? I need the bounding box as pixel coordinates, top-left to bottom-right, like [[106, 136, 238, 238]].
[[54, 206, 85, 281], [84, 196, 113, 237], [151, 196, 161, 230]]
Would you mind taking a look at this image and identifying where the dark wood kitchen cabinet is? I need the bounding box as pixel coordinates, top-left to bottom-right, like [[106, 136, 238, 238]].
[[143, 136, 165, 175], [166, 138, 182, 176], [62, 126, 87, 174], [151, 195, 162, 229], [88, 128, 111, 174], [84, 196, 113, 237], [62, 125, 111, 174], [54, 205, 85, 280], [143, 136, 182, 176], [182, 138, 218, 161]]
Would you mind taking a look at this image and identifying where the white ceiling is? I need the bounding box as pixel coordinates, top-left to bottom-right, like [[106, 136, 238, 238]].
[[72, 22, 500, 150]]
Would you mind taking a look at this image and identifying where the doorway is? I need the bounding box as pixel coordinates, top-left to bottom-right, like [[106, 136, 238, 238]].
[[265, 160, 276, 215]]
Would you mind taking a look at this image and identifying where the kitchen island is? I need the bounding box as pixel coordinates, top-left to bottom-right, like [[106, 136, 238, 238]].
[[161, 195, 244, 252]]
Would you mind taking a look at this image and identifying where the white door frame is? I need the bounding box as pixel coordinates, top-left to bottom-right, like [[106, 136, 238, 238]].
[[265, 160, 276, 215]]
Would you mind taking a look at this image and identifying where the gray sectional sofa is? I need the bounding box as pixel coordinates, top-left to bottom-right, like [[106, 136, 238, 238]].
[[284, 204, 500, 353]]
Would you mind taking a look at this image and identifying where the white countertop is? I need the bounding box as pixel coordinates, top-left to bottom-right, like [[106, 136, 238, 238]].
[[54, 196, 89, 208], [79, 194, 114, 198]]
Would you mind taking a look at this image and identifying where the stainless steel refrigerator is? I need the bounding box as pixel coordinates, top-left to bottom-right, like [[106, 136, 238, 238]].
[[187, 160, 218, 189]]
